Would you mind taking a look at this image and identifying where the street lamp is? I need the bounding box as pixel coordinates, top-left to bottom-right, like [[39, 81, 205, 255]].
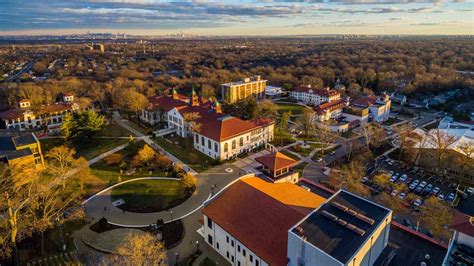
[[195, 240, 199, 252], [169, 210, 173, 221], [174, 252, 179, 266]]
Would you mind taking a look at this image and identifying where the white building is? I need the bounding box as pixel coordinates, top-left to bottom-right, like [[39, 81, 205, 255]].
[[142, 90, 274, 161], [443, 211, 474, 265], [439, 116, 474, 130], [288, 190, 393, 266], [290, 85, 341, 106], [352, 94, 391, 123], [200, 176, 326, 266], [0, 94, 81, 134]]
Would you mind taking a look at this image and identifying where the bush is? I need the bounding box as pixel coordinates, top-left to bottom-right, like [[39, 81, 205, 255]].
[[99, 217, 108, 230], [103, 153, 124, 165], [154, 154, 173, 170]]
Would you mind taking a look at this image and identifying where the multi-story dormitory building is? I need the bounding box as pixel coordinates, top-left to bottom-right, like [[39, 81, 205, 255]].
[[0, 94, 84, 134], [140, 89, 274, 161]]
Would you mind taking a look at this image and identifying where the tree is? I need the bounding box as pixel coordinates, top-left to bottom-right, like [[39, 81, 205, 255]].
[[393, 123, 415, 161], [296, 109, 315, 138], [60, 112, 77, 141], [277, 111, 291, 145], [328, 158, 370, 197], [181, 173, 196, 190], [420, 197, 453, 239], [46, 146, 79, 188], [457, 141, 474, 178], [105, 232, 167, 265], [136, 144, 156, 166], [255, 100, 278, 119], [154, 154, 173, 171], [373, 173, 390, 188], [104, 153, 124, 166], [427, 129, 457, 171], [361, 123, 386, 150], [0, 163, 38, 265], [200, 84, 215, 99], [61, 110, 105, 140], [314, 127, 337, 155], [113, 88, 149, 121], [183, 112, 202, 134]]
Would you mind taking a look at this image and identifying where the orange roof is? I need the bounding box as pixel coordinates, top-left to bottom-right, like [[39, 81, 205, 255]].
[[202, 177, 325, 266], [353, 95, 377, 107], [314, 99, 348, 115], [450, 211, 474, 237], [255, 151, 297, 172]]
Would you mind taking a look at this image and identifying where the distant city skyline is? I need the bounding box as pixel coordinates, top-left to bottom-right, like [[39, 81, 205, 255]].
[[0, 0, 472, 36]]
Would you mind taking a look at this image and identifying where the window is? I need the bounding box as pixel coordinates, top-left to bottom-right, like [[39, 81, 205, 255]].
[[201, 136, 205, 145], [207, 235, 213, 245], [224, 143, 228, 153], [237, 245, 241, 252], [208, 139, 211, 149], [216, 242, 219, 249], [195, 134, 199, 143], [226, 252, 229, 258], [231, 256, 234, 262], [250, 255, 253, 262], [214, 143, 218, 152], [232, 140, 236, 150], [243, 249, 246, 257], [237, 261, 241, 266], [256, 260, 259, 266], [207, 217, 213, 229], [226, 236, 229, 243], [239, 137, 243, 146], [231, 240, 234, 247]]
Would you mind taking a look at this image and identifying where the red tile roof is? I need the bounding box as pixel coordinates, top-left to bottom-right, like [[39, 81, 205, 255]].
[[0, 109, 27, 120], [146, 94, 189, 112], [202, 177, 325, 266], [293, 86, 340, 97], [0, 103, 76, 120], [314, 99, 348, 115], [256, 151, 297, 172], [352, 95, 378, 107], [450, 211, 474, 237]]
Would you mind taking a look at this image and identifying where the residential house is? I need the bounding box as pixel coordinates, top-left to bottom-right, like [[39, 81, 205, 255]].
[[443, 211, 474, 265], [353, 93, 391, 123]]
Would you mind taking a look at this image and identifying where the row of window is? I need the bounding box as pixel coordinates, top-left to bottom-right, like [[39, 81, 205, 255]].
[[225, 236, 259, 266]]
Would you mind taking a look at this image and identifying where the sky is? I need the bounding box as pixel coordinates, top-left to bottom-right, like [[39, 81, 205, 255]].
[[0, 0, 472, 36]]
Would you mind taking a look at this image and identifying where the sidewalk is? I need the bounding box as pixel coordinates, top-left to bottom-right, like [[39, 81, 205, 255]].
[[112, 112, 198, 175], [83, 163, 243, 226]]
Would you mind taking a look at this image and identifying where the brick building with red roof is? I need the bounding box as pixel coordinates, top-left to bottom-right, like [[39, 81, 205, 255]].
[[289, 85, 341, 106]]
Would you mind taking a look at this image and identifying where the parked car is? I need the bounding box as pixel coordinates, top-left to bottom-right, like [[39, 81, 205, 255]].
[[423, 184, 433, 195], [391, 190, 399, 197], [399, 174, 408, 183], [419, 181, 428, 188], [431, 187, 440, 196], [361, 177, 369, 184], [467, 187, 474, 195], [413, 198, 423, 207], [415, 186, 423, 194], [390, 175, 399, 183], [447, 193, 456, 203], [399, 192, 407, 199], [405, 177, 413, 184], [411, 179, 420, 186], [437, 193, 446, 200]]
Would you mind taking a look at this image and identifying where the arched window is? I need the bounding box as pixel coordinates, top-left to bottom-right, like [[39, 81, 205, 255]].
[[239, 137, 244, 147], [214, 143, 218, 152], [224, 143, 228, 153], [232, 140, 236, 150]]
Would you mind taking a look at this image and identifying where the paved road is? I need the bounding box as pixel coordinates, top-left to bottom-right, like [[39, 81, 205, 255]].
[[4, 56, 38, 83]]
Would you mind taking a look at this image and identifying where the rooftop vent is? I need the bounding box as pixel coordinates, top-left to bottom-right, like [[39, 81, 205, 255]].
[[321, 210, 338, 221], [356, 213, 375, 225], [331, 202, 349, 212], [346, 223, 366, 236]]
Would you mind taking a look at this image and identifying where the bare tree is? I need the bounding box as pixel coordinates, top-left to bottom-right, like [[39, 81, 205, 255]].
[[46, 145, 79, 188], [393, 123, 415, 161], [295, 108, 315, 138], [427, 129, 458, 171], [420, 197, 453, 240], [103, 232, 167, 266]]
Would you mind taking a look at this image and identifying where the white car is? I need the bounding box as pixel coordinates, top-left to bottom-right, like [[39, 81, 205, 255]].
[[399, 192, 407, 199], [413, 199, 423, 207], [467, 187, 474, 195]]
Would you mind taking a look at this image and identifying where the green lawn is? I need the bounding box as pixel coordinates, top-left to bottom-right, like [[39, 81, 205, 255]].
[[280, 149, 301, 161], [275, 103, 307, 115], [111, 179, 192, 213], [153, 136, 214, 172], [40, 137, 129, 160], [199, 258, 217, 266], [289, 143, 327, 157]]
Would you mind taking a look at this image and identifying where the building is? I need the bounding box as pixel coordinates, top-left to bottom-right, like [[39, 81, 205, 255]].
[[413, 128, 474, 184], [342, 106, 370, 124], [89, 43, 105, 53], [288, 190, 392, 266], [290, 85, 341, 106], [265, 85, 285, 98], [439, 116, 474, 130], [0, 130, 45, 170], [221, 76, 267, 103], [443, 211, 474, 265], [352, 94, 391, 123], [255, 151, 299, 183], [390, 93, 407, 105], [0, 94, 81, 134], [141, 90, 274, 161], [313, 99, 349, 122], [200, 176, 326, 266]]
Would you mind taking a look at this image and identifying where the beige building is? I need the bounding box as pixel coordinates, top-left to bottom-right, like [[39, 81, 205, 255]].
[[221, 76, 266, 103]]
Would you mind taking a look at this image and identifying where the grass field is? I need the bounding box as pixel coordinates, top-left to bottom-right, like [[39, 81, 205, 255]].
[[153, 135, 214, 172], [111, 179, 191, 213], [275, 103, 307, 115], [40, 137, 129, 160]]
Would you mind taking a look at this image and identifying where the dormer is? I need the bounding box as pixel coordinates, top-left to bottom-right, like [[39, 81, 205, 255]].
[[63, 93, 74, 103], [19, 99, 31, 109]]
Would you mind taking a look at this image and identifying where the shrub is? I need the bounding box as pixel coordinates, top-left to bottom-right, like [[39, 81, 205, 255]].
[[103, 153, 124, 165]]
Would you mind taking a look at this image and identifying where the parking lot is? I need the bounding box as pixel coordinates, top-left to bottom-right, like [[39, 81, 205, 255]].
[[365, 156, 465, 208]]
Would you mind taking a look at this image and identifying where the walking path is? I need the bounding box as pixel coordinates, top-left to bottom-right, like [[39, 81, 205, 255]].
[[112, 112, 198, 175]]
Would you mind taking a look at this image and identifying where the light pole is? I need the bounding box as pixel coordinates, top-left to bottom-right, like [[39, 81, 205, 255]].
[[174, 252, 179, 266], [169, 210, 173, 221], [195, 240, 199, 252]]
